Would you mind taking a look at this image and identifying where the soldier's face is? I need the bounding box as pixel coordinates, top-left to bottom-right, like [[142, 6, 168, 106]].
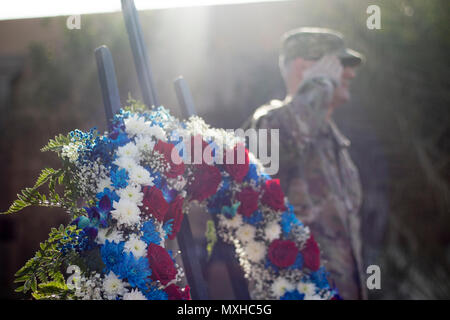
[[332, 66, 356, 108]]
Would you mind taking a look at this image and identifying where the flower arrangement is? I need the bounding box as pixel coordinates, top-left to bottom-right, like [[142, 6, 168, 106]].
[[3, 100, 339, 300]]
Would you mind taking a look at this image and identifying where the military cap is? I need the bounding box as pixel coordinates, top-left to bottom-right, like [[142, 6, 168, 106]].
[[280, 27, 365, 67]]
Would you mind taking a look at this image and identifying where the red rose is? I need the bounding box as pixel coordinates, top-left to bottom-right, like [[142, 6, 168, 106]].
[[236, 187, 260, 217], [147, 243, 177, 285], [163, 195, 184, 240], [164, 284, 191, 300], [268, 239, 298, 268], [300, 234, 321, 271], [141, 186, 169, 222], [187, 163, 222, 202], [154, 140, 185, 178], [261, 179, 287, 211], [223, 143, 249, 182]]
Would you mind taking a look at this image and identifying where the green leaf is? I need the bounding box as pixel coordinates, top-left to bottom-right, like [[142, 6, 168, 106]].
[[40, 134, 71, 153], [205, 219, 217, 260]]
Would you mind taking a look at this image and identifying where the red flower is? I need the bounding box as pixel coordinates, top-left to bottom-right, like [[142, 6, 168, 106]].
[[300, 234, 321, 271], [141, 186, 169, 222], [154, 140, 185, 178], [223, 143, 249, 182], [268, 239, 298, 268], [187, 163, 222, 202], [147, 243, 177, 285], [164, 284, 191, 300], [164, 195, 184, 240], [261, 179, 287, 211], [236, 187, 259, 217]]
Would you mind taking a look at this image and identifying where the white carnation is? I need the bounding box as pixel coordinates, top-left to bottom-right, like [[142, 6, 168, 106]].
[[135, 135, 155, 153], [264, 222, 281, 242], [113, 156, 139, 172], [102, 272, 127, 299], [124, 114, 152, 137], [111, 198, 141, 227], [148, 125, 166, 141], [117, 184, 144, 206], [128, 165, 154, 186], [271, 277, 295, 298], [236, 224, 256, 244], [244, 240, 266, 263], [297, 282, 317, 296], [116, 142, 139, 161], [123, 288, 147, 300], [124, 235, 147, 258]]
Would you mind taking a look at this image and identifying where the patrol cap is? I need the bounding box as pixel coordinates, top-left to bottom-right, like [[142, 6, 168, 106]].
[[280, 27, 365, 67]]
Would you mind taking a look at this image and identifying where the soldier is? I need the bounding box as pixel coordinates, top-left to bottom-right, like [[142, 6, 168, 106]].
[[243, 27, 366, 299]]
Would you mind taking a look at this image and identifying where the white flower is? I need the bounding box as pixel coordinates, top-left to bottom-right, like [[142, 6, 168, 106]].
[[124, 114, 152, 137], [297, 282, 317, 297], [128, 165, 154, 186], [124, 235, 147, 258], [244, 240, 266, 263], [264, 222, 281, 242], [271, 277, 295, 298], [135, 135, 155, 153], [117, 184, 144, 206], [61, 143, 79, 162], [236, 225, 256, 244], [116, 142, 139, 161], [102, 272, 127, 299], [96, 228, 124, 245], [147, 125, 166, 141], [111, 198, 141, 227], [113, 156, 138, 172], [123, 288, 147, 300]]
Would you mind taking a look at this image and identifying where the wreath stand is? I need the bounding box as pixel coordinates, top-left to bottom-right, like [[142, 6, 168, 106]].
[[94, 0, 250, 300]]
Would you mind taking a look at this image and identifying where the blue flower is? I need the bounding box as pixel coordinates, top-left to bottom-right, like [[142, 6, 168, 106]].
[[141, 220, 161, 245], [117, 252, 152, 289], [289, 253, 304, 270], [243, 163, 259, 183], [96, 188, 119, 203], [265, 258, 280, 274], [280, 206, 302, 235], [281, 290, 305, 300], [309, 266, 330, 290], [163, 219, 174, 239], [242, 210, 263, 225], [110, 167, 129, 189], [144, 285, 168, 300], [101, 240, 125, 274]]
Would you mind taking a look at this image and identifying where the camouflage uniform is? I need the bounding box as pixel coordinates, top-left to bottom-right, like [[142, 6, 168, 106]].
[[243, 28, 367, 299]]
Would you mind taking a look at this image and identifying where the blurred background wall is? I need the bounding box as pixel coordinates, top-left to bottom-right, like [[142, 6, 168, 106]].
[[0, 0, 449, 299]]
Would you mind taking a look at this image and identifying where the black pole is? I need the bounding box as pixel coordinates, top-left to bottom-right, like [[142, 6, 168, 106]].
[[95, 46, 121, 130], [121, 0, 159, 108]]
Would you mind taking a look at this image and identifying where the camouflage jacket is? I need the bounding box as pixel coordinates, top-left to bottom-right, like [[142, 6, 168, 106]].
[[243, 77, 366, 299]]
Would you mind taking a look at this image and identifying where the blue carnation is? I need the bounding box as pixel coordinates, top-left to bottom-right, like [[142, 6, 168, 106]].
[[289, 252, 304, 270], [281, 290, 305, 300], [163, 219, 174, 239], [141, 220, 161, 245], [110, 167, 129, 189], [101, 240, 125, 274], [96, 188, 119, 203], [309, 266, 330, 290], [242, 210, 263, 225], [145, 285, 168, 300], [280, 206, 302, 235], [117, 252, 152, 289], [243, 163, 259, 183]]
